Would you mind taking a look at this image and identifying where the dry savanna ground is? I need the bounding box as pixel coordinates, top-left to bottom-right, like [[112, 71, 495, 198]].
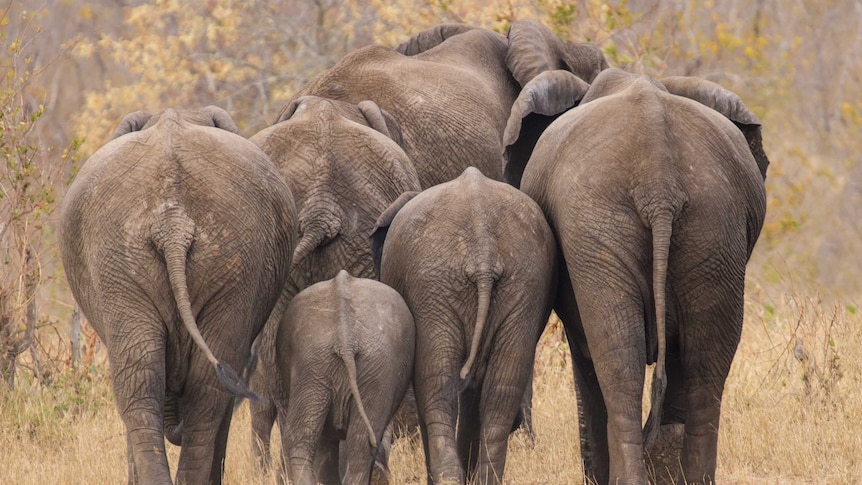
[[1, 288, 859, 484]]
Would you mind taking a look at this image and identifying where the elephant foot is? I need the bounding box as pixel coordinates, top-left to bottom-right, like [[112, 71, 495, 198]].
[[645, 423, 685, 485]]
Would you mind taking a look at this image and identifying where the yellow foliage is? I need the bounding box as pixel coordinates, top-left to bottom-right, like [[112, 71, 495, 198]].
[[840, 101, 861, 125], [79, 3, 93, 20]]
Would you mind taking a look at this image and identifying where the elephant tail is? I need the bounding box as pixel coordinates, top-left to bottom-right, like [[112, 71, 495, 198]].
[[334, 272, 382, 460], [459, 274, 495, 381], [152, 202, 258, 401], [338, 341, 379, 453], [643, 208, 673, 448]]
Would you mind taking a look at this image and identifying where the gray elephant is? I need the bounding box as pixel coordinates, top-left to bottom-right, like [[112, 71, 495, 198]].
[[246, 96, 421, 469], [275, 270, 414, 485], [370, 167, 557, 484], [59, 107, 297, 485], [503, 67, 769, 484], [289, 20, 607, 189]]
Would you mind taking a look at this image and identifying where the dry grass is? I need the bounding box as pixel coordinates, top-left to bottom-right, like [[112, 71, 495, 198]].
[[1, 291, 859, 484]]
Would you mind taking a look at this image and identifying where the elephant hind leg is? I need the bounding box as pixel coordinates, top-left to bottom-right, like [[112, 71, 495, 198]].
[[106, 315, 172, 485], [313, 435, 341, 485], [474, 382, 519, 485], [282, 386, 331, 485], [456, 388, 481, 478], [413, 305, 467, 484], [342, 413, 383, 485]]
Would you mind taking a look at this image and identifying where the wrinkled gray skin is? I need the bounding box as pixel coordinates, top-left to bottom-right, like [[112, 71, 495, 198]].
[[59, 107, 297, 485], [276, 270, 414, 485], [246, 96, 421, 471], [289, 20, 607, 189], [503, 68, 770, 484], [289, 19, 606, 443], [371, 168, 557, 484]]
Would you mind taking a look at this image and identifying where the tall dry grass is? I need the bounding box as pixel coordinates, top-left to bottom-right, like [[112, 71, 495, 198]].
[[1, 290, 859, 484]]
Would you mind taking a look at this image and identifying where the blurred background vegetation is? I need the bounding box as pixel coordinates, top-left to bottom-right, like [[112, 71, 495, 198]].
[[0, 0, 859, 384]]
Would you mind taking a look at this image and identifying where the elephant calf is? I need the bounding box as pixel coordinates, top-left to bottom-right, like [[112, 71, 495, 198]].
[[275, 270, 414, 485], [371, 167, 557, 485]]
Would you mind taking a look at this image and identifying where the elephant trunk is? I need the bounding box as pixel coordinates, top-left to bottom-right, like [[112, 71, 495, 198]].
[[151, 202, 258, 401], [643, 208, 673, 448], [459, 274, 495, 381]]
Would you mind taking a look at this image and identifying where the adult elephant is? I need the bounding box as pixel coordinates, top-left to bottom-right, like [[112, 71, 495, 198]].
[[288, 19, 608, 189], [246, 96, 421, 469], [371, 168, 557, 484], [503, 68, 769, 484], [59, 107, 297, 485]]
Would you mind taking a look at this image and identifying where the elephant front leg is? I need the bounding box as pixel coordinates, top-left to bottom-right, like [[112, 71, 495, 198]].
[[677, 279, 744, 485], [556, 289, 611, 484], [571, 352, 610, 484]]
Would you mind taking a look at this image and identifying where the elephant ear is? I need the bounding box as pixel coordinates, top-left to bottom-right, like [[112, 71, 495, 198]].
[[274, 97, 307, 125], [506, 19, 608, 87], [112, 110, 152, 139], [395, 24, 481, 56], [660, 76, 769, 180], [369, 191, 420, 278], [502, 70, 591, 188], [357, 100, 404, 148], [200, 105, 240, 134]]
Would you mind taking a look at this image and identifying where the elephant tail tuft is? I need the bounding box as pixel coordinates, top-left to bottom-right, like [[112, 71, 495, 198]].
[[216, 362, 261, 401], [643, 208, 673, 448]]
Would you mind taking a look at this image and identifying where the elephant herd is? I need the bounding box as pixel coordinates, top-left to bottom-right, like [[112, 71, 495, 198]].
[[59, 18, 769, 485]]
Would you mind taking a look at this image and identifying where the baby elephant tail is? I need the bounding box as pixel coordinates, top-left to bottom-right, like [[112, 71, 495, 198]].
[[338, 342, 378, 449], [152, 202, 258, 401]]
